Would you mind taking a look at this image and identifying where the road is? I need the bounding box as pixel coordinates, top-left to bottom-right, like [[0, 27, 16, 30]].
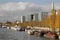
[[0, 28, 46, 40]]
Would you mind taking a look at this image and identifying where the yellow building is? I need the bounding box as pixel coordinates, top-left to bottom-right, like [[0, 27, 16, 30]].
[[49, 2, 56, 31], [55, 9, 60, 29]]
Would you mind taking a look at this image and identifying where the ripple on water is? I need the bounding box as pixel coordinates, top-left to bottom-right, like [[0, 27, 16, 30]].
[[0, 28, 48, 40]]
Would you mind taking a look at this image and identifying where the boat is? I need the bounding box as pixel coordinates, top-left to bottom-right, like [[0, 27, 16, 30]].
[[19, 28, 25, 31], [27, 29, 35, 35], [44, 31, 58, 39]]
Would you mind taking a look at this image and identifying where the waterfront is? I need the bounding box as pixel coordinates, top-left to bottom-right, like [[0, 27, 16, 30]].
[[0, 28, 46, 40]]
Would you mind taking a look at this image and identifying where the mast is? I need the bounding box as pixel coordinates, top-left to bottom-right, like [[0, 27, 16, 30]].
[[52, 1, 54, 10]]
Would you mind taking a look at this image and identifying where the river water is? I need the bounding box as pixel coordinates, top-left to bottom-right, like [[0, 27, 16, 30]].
[[0, 28, 52, 40]]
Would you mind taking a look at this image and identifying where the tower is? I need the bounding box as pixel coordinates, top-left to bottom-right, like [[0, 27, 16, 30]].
[[49, 2, 56, 31], [52, 1, 54, 10]]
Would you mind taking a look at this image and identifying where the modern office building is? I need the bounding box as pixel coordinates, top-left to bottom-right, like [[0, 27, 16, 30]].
[[27, 14, 34, 22], [33, 13, 39, 21], [27, 12, 48, 22], [21, 16, 25, 23], [41, 12, 49, 21], [31, 14, 34, 21]]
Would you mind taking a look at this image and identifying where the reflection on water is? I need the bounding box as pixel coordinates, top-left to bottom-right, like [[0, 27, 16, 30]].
[[0, 28, 59, 40]]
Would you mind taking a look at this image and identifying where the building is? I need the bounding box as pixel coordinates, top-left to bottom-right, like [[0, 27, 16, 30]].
[[41, 12, 48, 21], [49, 2, 56, 31], [31, 14, 34, 21], [55, 9, 60, 30], [27, 14, 34, 22], [29, 14, 39, 21], [21, 16, 25, 23], [33, 13, 39, 21], [27, 12, 48, 22]]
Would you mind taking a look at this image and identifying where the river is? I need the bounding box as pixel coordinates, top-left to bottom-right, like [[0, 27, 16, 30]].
[[0, 28, 53, 40]]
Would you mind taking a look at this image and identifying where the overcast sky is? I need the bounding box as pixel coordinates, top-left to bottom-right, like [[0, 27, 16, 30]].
[[0, 0, 60, 22]]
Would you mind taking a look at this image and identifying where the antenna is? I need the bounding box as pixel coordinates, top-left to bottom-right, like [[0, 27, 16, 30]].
[[52, 1, 54, 10]]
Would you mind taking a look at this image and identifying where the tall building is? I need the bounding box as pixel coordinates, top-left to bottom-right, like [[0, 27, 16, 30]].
[[31, 14, 34, 21], [33, 13, 38, 21], [21, 16, 25, 23], [27, 14, 34, 22], [55, 9, 60, 29], [27, 12, 48, 22], [27, 15, 31, 22], [49, 2, 56, 31], [41, 12, 48, 21]]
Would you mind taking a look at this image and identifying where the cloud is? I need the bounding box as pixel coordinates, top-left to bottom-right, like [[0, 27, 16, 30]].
[[0, 2, 60, 22], [0, 2, 50, 11], [0, 2, 27, 11], [0, 13, 4, 16], [0, 2, 42, 22]]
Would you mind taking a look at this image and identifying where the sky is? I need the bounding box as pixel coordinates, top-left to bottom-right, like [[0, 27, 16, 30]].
[[0, 0, 59, 4], [0, 0, 60, 4], [0, 0, 60, 22]]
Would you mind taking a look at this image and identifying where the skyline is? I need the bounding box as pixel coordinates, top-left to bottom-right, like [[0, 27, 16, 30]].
[[0, 0, 60, 22]]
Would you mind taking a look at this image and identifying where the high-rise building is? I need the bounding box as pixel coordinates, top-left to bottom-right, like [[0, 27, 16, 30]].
[[49, 2, 56, 31], [27, 14, 34, 22], [33, 13, 38, 21], [27, 15, 30, 22], [27, 12, 48, 22], [21, 16, 25, 23], [41, 12, 48, 21], [31, 14, 34, 21], [26, 12, 48, 22], [55, 9, 60, 29]]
